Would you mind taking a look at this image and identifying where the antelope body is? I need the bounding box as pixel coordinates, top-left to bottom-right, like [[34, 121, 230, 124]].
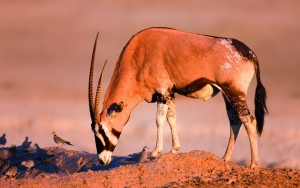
[[88, 27, 268, 168]]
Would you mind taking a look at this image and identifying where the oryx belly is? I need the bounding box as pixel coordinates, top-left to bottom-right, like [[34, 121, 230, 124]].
[[186, 84, 214, 101]]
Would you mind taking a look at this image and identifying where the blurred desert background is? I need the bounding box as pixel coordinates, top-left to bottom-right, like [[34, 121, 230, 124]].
[[0, 0, 299, 169]]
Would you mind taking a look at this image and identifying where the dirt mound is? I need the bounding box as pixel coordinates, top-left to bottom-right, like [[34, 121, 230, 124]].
[[1, 148, 300, 187]]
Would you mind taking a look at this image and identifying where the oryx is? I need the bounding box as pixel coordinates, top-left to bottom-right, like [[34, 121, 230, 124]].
[[88, 27, 268, 168]]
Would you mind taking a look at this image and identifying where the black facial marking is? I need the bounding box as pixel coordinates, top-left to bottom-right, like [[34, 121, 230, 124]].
[[94, 134, 103, 154], [111, 128, 121, 139], [91, 122, 95, 131], [107, 102, 123, 117], [95, 125, 117, 153], [115, 102, 123, 113], [108, 142, 116, 152]]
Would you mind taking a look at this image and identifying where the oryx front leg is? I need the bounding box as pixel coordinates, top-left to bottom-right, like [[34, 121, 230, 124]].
[[151, 102, 168, 157], [166, 94, 180, 154]]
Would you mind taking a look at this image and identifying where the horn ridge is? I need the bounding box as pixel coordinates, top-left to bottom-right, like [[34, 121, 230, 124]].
[[94, 60, 107, 123], [89, 32, 99, 123]]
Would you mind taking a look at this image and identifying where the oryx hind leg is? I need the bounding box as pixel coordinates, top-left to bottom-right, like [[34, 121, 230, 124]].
[[151, 100, 168, 157], [222, 86, 259, 169], [222, 93, 242, 163], [166, 93, 180, 154]]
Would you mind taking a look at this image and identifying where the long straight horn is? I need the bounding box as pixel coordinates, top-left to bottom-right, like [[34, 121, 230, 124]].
[[88, 32, 99, 123], [94, 60, 107, 124]]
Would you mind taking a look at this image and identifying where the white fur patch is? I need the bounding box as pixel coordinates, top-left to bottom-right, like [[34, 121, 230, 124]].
[[100, 122, 119, 146], [98, 150, 112, 165], [221, 62, 232, 70], [220, 38, 232, 45], [220, 39, 241, 64]]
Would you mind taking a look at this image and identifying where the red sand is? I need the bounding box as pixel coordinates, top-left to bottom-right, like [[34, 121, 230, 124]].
[[1, 148, 300, 187]]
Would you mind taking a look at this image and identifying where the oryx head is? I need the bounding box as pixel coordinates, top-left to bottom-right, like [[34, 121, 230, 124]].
[[88, 33, 120, 165]]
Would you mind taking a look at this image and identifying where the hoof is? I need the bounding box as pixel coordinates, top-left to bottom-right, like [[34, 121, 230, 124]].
[[222, 157, 231, 163], [150, 150, 161, 157], [171, 146, 180, 154], [249, 162, 259, 169]]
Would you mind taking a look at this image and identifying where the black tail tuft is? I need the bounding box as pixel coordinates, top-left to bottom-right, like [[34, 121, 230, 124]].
[[254, 65, 268, 136]]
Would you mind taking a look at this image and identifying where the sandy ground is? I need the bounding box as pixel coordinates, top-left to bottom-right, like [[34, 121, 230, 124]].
[[1, 0, 300, 186], [1, 147, 300, 187]]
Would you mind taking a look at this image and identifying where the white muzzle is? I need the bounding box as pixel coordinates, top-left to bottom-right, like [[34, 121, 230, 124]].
[[98, 150, 112, 165]]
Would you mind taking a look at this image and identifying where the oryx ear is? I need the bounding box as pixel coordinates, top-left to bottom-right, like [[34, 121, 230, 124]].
[[107, 102, 124, 119]]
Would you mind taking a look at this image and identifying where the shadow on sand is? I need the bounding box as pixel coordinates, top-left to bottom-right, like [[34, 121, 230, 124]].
[[0, 145, 150, 179]]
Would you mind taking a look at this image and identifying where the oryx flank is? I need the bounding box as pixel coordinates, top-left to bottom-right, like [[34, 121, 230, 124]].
[[88, 27, 268, 168]]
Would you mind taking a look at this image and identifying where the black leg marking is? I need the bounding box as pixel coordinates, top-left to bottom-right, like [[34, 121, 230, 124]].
[[223, 93, 242, 140], [220, 82, 253, 122], [151, 93, 167, 103], [222, 93, 242, 163], [221, 82, 259, 168]]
